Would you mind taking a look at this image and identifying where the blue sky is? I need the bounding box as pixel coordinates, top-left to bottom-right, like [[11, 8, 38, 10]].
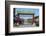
[[15, 8, 39, 19], [15, 8, 39, 16]]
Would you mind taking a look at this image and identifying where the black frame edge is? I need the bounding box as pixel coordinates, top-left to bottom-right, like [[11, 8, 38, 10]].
[[5, 1, 45, 35]]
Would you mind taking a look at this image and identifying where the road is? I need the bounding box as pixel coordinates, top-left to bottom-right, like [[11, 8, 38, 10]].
[[14, 23, 36, 28]]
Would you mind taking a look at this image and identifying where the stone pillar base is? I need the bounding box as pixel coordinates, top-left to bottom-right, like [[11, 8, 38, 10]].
[[17, 23, 19, 26], [32, 23, 36, 26]]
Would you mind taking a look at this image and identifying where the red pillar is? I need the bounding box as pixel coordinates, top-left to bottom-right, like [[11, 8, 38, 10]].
[[32, 14, 35, 24]]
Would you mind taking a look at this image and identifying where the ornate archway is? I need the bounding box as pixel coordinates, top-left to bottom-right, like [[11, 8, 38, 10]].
[[18, 13, 35, 25]]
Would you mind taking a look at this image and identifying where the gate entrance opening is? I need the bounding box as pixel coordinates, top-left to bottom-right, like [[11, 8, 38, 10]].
[[18, 13, 35, 25]]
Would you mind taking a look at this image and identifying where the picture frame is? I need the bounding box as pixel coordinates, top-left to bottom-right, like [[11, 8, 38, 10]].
[[5, 1, 45, 35]]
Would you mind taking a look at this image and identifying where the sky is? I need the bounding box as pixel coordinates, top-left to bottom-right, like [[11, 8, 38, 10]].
[[15, 8, 39, 16], [15, 8, 39, 19]]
